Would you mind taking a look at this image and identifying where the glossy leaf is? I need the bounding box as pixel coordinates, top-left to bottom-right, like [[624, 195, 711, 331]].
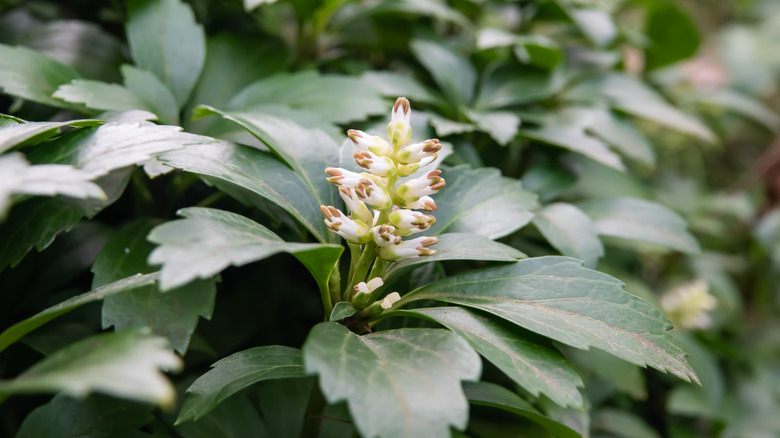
[[0, 43, 82, 109], [16, 393, 155, 438], [27, 123, 214, 179], [147, 207, 343, 290], [126, 0, 205, 107], [578, 197, 700, 253], [176, 395, 269, 438], [0, 118, 102, 154], [228, 71, 386, 124], [0, 273, 159, 353], [643, 3, 699, 71], [178, 346, 305, 424], [411, 39, 476, 106], [467, 110, 520, 146], [93, 219, 216, 354], [428, 167, 538, 239], [362, 71, 446, 106], [386, 233, 526, 279], [587, 109, 655, 167], [195, 107, 340, 218], [156, 140, 332, 243], [398, 307, 583, 407], [463, 382, 581, 438], [0, 328, 181, 408], [54, 65, 179, 125], [303, 322, 481, 438], [474, 65, 557, 110], [401, 257, 699, 383], [532, 203, 604, 268], [0, 152, 105, 220]]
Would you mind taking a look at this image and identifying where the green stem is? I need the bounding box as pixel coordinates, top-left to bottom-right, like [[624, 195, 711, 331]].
[[368, 258, 388, 280], [328, 260, 341, 311], [350, 242, 377, 287], [343, 242, 360, 300]]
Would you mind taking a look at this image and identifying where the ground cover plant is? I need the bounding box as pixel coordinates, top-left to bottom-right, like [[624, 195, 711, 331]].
[[1, 0, 780, 437]]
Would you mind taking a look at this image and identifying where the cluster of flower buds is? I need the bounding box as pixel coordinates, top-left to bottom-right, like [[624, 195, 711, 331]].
[[321, 97, 444, 263], [660, 279, 717, 330]]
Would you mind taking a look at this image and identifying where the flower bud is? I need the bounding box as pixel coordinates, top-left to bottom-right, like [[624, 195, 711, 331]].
[[354, 151, 397, 178], [371, 224, 402, 247], [396, 163, 420, 177], [355, 178, 393, 210], [395, 170, 445, 204], [347, 129, 394, 157], [338, 187, 374, 225], [352, 277, 384, 309], [404, 195, 438, 211], [660, 279, 717, 330], [387, 97, 412, 148], [321, 205, 371, 243], [389, 209, 436, 236], [325, 167, 365, 187], [378, 236, 438, 261], [380, 292, 401, 309], [396, 139, 441, 164]]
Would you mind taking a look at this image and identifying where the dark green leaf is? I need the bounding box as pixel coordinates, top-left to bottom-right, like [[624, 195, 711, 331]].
[[177, 346, 305, 423], [428, 167, 538, 239], [0, 328, 181, 407], [228, 71, 386, 124], [532, 203, 604, 268], [400, 257, 699, 383], [0, 152, 105, 220], [578, 197, 700, 253], [93, 219, 216, 354], [126, 0, 205, 107], [303, 322, 481, 438], [147, 207, 342, 290], [0, 273, 159, 353], [0, 118, 102, 154], [463, 382, 581, 438], [176, 395, 269, 438], [411, 39, 476, 106], [0, 43, 82, 109], [362, 71, 446, 106], [329, 302, 357, 321], [587, 109, 655, 167], [27, 123, 214, 179], [474, 65, 558, 110], [386, 233, 526, 279], [564, 347, 646, 400], [398, 307, 583, 408], [644, 3, 699, 71], [16, 393, 155, 438], [156, 141, 333, 243], [195, 107, 340, 220], [696, 89, 780, 133], [592, 409, 662, 438]]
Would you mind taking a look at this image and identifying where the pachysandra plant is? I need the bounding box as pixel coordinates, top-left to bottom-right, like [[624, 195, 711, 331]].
[[320, 97, 443, 328]]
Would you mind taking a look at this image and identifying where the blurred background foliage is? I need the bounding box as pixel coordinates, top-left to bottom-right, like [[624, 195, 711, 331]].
[[1, 0, 780, 437]]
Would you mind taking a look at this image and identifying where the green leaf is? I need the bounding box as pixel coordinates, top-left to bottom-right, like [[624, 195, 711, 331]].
[[592, 409, 662, 438], [386, 233, 526, 279], [228, 71, 386, 124], [126, 0, 205, 107], [401, 257, 699, 383], [398, 307, 583, 408], [156, 140, 332, 243], [177, 346, 305, 424], [176, 395, 269, 438], [27, 123, 214, 179], [329, 302, 357, 321], [362, 71, 446, 106], [195, 107, 340, 220], [586, 109, 656, 167], [474, 65, 557, 110], [578, 197, 700, 253], [643, 3, 699, 71], [531, 203, 604, 268], [303, 322, 481, 438], [566, 74, 715, 142], [0, 328, 181, 408], [0, 118, 103, 154], [0, 168, 131, 271], [54, 65, 179, 125], [518, 108, 625, 171], [564, 347, 647, 400], [463, 382, 582, 438], [0, 152, 106, 221], [147, 207, 343, 291], [568, 8, 616, 47], [16, 393, 155, 438], [696, 89, 780, 133], [410, 39, 476, 106], [0, 273, 159, 353], [93, 219, 216, 354], [467, 110, 520, 146], [428, 167, 538, 239], [0, 43, 82, 109]]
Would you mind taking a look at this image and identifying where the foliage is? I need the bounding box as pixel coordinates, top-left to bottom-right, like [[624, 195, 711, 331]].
[[1, 0, 780, 437]]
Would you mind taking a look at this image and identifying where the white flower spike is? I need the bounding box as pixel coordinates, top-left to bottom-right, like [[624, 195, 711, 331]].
[[354, 151, 397, 177], [347, 129, 394, 157], [396, 138, 441, 164], [338, 187, 374, 225], [395, 170, 445, 205], [387, 97, 412, 148], [320, 205, 371, 244], [378, 236, 438, 261], [389, 209, 436, 236]]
